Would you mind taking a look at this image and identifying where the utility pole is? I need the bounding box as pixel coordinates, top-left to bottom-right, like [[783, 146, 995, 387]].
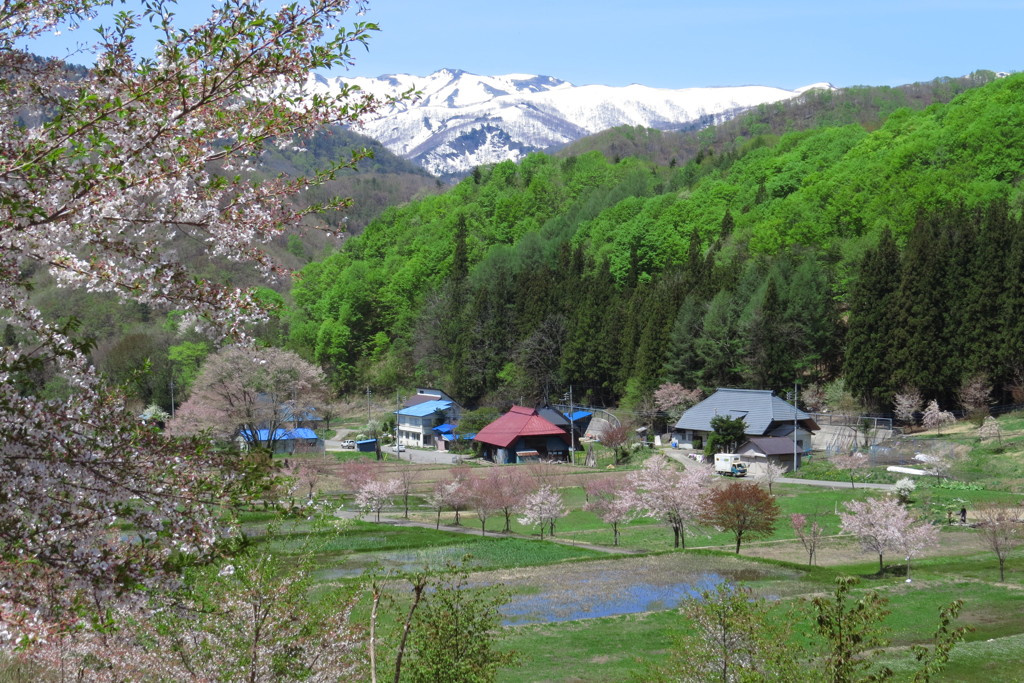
[[789, 381, 800, 472], [563, 386, 575, 465], [366, 386, 372, 425]]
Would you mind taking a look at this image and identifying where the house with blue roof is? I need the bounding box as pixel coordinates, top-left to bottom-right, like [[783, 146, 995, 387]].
[[395, 394, 462, 449], [673, 388, 818, 469], [237, 428, 324, 455]]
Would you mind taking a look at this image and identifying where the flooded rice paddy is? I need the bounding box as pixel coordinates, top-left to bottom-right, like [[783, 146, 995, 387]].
[[486, 554, 800, 625]]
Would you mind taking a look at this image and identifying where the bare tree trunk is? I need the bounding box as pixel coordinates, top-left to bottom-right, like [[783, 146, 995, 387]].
[[393, 576, 427, 683], [369, 583, 381, 683]]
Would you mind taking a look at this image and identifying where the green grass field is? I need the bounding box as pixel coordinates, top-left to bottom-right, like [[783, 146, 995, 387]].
[[308, 431, 1024, 683]]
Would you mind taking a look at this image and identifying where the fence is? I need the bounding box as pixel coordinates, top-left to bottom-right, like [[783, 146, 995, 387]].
[[810, 412, 893, 431], [552, 404, 621, 431]]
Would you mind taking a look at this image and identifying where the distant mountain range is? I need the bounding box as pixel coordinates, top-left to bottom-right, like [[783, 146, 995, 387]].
[[304, 69, 833, 179]]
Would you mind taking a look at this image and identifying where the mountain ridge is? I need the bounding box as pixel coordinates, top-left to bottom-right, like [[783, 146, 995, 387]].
[[305, 69, 832, 179]]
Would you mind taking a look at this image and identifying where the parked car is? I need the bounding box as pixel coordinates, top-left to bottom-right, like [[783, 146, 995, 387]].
[[340, 439, 356, 449], [392, 444, 406, 452]]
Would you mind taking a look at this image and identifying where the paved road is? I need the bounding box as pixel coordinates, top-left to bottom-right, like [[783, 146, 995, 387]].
[[325, 429, 468, 466], [775, 477, 895, 491], [663, 449, 895, 491]]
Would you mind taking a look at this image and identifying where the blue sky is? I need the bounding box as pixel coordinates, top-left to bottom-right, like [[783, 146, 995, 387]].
[[24, 1, 1024, 90]]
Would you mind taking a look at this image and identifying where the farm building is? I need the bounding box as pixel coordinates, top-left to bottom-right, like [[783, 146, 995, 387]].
[[473, 406, 571, 464], [673, 388, 818, 468]]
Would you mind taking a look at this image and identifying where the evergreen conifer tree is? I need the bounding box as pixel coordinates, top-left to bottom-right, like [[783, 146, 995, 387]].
[[892, 210, 963, 400], [844, 229, 901, 405]]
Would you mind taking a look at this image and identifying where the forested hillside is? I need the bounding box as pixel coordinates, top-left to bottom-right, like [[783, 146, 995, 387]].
[[559, 72, 997, 168], [17, 123, 441, 410], [288, 73, 1024, 412]]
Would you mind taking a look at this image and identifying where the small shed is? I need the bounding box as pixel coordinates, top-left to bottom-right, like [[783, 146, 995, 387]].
[[355, 438, 378, 453], [736, 436, 804, 473]]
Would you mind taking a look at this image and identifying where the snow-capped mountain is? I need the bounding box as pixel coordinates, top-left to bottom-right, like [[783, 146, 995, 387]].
[[305, 69, 833, 179]]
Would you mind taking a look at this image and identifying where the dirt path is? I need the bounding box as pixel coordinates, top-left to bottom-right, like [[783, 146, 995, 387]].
[[334, 507, 643, 555], [702, 526, 983, 566]]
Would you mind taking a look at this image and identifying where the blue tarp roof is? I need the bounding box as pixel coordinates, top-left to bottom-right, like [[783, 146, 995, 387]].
[[396, 399, 452, 417], [567, 410, 592, 421], [441, 432, 476, 441], [432, 423, 457, 433], [240, 428, 319, 442], [355, 438, 377, 444]]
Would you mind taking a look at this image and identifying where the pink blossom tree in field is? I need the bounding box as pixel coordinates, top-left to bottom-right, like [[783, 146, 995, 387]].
[[444, 466, 474, 526], [0, 0, 390, 643], [583, 477, 635, 546], [427, 468, 472, 528], [426, 480, 453, 530], [393, 461, 420, 519], [168, 346, 331, 452], [832, 452, 870, 489], [490, 466, 536, 533], [288, 459, 333, 501], [627, 454, 714, 549], [923, 400, 956, 435], [757, 461, 787, 495], [467, 474, 503, 536], [893, 387, 923, 428], [518, 485, 568, 539], [896, 516, 940, 580], [355, 478, 402, 522], [338, 458, 381, 494], [791, 513, 826, 566], [840, 497, 939, 574], [974, 502, 1024, 581]]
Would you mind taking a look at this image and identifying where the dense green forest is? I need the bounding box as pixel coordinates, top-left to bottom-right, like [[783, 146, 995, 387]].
[[19, 71, 1023, 415], [286, 73, 1024, 413]]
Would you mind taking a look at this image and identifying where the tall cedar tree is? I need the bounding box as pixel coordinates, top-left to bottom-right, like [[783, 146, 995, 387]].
[[893, 210, 964, 400], [697, 288, 745, 388], [844, 229, 901, 406], [561, 260, 622, 405], [661, 294, 706, 387], [628, 266, 691, 397], [744, 278, 794, 392], [784, 255, 843, 383], [958, 200, 1015, 389], [998, 211, 1024, 398]]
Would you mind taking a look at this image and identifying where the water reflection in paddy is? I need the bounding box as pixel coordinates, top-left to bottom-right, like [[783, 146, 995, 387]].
[[501, 573, 726, 625]]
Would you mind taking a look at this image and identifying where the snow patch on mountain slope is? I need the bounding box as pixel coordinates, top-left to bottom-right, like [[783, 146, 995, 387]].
[[305, 70, 833, 178]]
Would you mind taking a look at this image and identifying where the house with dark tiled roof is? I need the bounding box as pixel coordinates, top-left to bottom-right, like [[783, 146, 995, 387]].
[[673, 388, 817, 470], [473, 405, 571, 464]]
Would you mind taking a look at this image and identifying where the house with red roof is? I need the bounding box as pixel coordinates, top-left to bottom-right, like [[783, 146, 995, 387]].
[[473, 405, 571, 464]]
